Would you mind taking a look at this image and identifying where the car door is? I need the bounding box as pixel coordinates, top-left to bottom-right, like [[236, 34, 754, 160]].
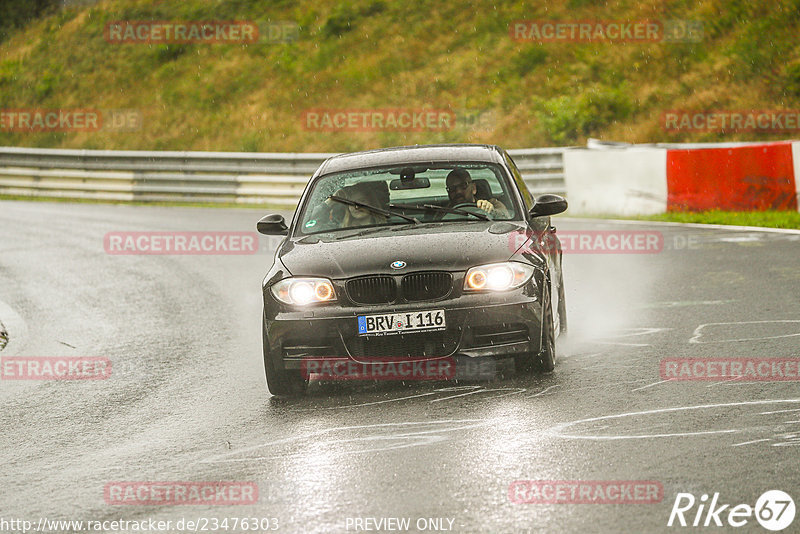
[[504, 151, 563, 330]]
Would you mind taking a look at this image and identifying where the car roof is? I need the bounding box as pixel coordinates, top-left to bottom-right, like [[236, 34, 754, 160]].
[[316, 144, 506, 176]]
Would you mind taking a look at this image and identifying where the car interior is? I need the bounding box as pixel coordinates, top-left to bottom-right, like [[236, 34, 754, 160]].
[[301, 165, 516, 232]]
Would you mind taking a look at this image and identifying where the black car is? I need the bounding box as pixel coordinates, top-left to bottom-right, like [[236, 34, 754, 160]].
[[256, 144, 568, 396]]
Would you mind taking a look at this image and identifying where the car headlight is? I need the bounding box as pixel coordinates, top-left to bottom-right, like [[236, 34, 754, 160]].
[[464, 262, 535, 291], [270, 277, 337, 305]]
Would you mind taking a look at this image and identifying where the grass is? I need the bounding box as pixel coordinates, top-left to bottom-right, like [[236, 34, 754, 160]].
[[629, 210, 800, 229], [0, 194, 289, 211], [0, 0, 799, 152]]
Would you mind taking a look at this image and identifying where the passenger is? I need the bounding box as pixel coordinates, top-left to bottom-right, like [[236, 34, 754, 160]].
[[308, 182, 387, 230], [445, 168, 509, 218], [338, 182, 387, 228]]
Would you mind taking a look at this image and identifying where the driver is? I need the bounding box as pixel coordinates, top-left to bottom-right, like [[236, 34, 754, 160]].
[[445, 168, 509, 217]]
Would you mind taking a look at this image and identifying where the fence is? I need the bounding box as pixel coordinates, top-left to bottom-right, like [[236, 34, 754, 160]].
[[0, 146, 567, 207]]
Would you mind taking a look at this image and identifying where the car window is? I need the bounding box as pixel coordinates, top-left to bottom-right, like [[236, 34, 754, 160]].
[[504, 151, 534, 210], [297, 163, 519, 234]]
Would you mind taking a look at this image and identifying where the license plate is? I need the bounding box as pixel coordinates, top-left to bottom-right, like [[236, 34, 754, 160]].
[[357, 309, 446, 336]]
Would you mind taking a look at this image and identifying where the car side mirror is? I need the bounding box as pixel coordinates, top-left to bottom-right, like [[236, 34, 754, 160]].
[[257, 214, 288, 235], [529, 194, 568, 217]]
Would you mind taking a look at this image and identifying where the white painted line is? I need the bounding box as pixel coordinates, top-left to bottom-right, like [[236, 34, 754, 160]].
[[202, 419, 493, 463], [640, 300, 734, 309], [554, 380, 646, 394], [690, 320, 800, 344], [594, 341, 651, 347], [558, 216, 800, 235], [707, 376, 744, 388], [204, 418, 487, 461], [548, 398, 800, 441], [715, 380, 786, 387], [429, 388, 489, 403], [732, 438, 772, 447], [296, 391, 440, 411], [529, 385, 560, 398], [760, 408, 800, 415], [631, 379, 673, 392], [782, 420, 800, 424]]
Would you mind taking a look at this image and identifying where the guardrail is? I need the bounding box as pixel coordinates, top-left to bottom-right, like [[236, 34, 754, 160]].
[[0, 146, 566, 206]]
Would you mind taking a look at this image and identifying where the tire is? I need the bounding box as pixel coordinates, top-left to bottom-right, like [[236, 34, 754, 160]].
[[536, 285, 556, 372], [557, 266, 568, 335], [262, 317, 307, 397], [515, 278, 556, 374]]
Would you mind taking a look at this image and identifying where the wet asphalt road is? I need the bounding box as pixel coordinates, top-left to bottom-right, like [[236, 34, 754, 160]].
[[1, 200, 799, 533]]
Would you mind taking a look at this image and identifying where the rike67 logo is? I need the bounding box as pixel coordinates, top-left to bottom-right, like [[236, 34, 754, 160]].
[[668, 490, 795, 531]]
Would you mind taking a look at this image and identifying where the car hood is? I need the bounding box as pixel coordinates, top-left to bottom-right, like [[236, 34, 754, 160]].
[[279, 221, 530, 278]]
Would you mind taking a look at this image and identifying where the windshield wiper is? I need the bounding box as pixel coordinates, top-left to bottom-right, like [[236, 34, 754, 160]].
[[334, 222, 421, 239], [328, 195, 419, 224], [388, 202, 490, 221]]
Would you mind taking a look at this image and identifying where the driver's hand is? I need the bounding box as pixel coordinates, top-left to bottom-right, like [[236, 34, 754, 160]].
[[476, 199, 495, 214]]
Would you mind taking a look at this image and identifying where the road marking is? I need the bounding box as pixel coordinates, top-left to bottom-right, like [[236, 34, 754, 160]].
[[429, 387, 525, 403], [548, 399, 800, 441], [591, 327, 669, 347], [594, 340, 651, 347], [631, 379, 673, 392], [732, 438, 772, 447], [639, 300, 735, 309], [558, 216, 800, 236], [202, 419, 493, 463], [528, 385, 560, 398], [760, 408, 800, 415], [294, 391, 440, 410], [706, 376, 744, 388], [690, 320, 800, 344]]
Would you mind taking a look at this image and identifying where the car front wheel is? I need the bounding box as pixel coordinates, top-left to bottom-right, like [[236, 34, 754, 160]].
[[263, 317, 307, 397], [515, 279, 556, 374]]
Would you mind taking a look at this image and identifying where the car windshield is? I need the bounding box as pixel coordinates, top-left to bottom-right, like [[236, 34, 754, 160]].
[[297, 162, 518, 235]]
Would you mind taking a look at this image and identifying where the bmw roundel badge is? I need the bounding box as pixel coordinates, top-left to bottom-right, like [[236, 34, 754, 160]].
[[390, 260, 406, 269]]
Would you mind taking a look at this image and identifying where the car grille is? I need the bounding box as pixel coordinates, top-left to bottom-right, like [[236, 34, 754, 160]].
[[344, 329, 461, 358], [281, 334, 342, 358], [468, 323, 530, 348], [401, 272, 453, 301], [346, 276, 397, 305], [345, 272, 453, 304]]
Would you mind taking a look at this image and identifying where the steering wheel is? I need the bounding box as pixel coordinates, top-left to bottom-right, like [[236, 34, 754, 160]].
[[441, 202, 490, 221]]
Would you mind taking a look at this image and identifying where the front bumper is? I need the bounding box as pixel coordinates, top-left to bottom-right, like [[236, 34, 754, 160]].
[[263, 290, 544, 371]]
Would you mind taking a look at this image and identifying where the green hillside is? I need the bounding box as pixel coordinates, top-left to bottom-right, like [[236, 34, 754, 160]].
[[1, 0, 799, 152]]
